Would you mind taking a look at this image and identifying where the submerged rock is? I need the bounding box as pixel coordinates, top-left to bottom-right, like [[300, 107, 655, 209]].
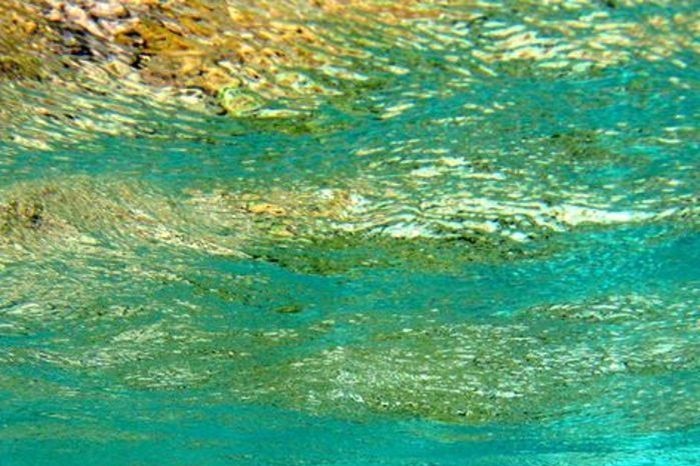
[[3, 0, 695, 117], [217, 85, 266, 117]]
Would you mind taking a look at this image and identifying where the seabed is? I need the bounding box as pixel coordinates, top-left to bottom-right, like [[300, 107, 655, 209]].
[[0, 1, 698, 465]]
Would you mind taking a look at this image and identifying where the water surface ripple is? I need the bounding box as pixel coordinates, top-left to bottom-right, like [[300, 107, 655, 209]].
[[0, 0, 698, 464]]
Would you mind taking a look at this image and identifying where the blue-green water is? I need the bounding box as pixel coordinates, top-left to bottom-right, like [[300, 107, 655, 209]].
[[1, 1, 699, 464]]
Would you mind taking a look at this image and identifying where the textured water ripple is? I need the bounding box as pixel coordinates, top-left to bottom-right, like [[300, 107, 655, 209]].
[[0, 1, 698, 464]]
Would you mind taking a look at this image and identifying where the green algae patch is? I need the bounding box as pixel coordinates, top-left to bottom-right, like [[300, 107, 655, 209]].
[[0, 56, 44, 82], [274, 304, 304, 314], [0, 1, 51, 81], [547, 130, 622, 162], [244, 232, 536, 276]]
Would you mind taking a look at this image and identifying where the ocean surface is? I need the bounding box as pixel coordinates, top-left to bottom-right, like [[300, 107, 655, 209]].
[[0, 1, 698, 464]]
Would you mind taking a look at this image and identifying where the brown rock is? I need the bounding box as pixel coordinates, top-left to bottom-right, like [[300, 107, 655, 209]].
[[247, 203, 287, 216], [90, 1, 128, 19]]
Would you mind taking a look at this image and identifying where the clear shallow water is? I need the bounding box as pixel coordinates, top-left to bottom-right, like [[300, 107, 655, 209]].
[[0, 1, 699, 464]]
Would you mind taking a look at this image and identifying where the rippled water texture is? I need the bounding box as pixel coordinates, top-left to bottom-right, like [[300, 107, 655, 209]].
[[1, 1, 698, 464]]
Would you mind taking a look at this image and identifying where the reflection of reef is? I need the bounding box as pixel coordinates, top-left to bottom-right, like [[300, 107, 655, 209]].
[[1, 178, 696, 432], [0, 174, 686, 274], [0, 176, 530, 269], [1, 0, 697, 152], [3, 1, 698, 105], [5, 273, 693, 431]]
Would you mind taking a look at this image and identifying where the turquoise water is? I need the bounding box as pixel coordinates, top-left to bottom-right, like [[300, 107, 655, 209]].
[[1, 1, 699, 464]]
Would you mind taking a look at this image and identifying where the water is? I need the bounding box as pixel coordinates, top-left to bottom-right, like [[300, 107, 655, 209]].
[[0, 1, 698, 464]]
